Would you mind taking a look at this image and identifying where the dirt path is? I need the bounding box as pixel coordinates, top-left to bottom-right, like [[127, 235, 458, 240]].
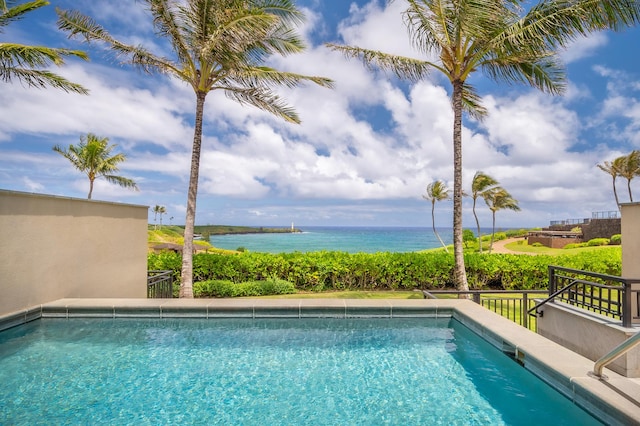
[[487, 237, 535, 254]]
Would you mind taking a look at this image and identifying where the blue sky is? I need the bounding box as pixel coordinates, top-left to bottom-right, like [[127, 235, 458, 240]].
[[2, 0, 640, 228]]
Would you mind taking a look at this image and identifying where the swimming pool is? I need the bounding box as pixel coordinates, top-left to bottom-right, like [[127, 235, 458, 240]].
[[0, 317, 600, 425]]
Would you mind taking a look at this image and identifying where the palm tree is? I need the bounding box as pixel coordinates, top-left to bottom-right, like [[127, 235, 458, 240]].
[[57, 0, 332, 298], [152, 205, 163, 230], [597, 156, 625, 208], [158, 205, 167, 229], [327, 0, 639, 292], [484, 187, 520, 253], [471, 171, 498, 253], [1, 0, 87, 93], [53, 133, 138, 199], [619, 150, 640, 202], [423, 180, 451, 252]]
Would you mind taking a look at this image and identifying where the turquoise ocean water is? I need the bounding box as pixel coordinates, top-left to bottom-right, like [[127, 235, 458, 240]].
[[209, 226, 497, 253]]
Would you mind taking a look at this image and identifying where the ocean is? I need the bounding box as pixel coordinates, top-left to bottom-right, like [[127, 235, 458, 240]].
[[209, 226, 482, 253]]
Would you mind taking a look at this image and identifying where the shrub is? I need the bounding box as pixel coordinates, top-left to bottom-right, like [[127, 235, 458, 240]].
[[462, 229, 476, 248], [610, 234, 622, 245], [531, 242, 544, 247], [149, 246, 621, 293], [194, 278, 296, 297], [587, 238, 609, 246], [493, 232, 507, 241]]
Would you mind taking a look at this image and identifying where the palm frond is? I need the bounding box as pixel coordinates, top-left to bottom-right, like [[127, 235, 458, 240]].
[[326, 43, 436, 82], [481, 48, 566, 95], [232, 66, 333, 90], [223, 84, 300, 123], [104, 175, 139, 190], [0, 0, 48, 29], [56, 8, 177, 76], [0, 67, 88, 93], [460, 84, 488, 119]]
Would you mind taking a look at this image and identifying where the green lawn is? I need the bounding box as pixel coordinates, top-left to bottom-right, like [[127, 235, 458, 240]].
[[260, 290, 424, 299], [503, 240, 621, 256]]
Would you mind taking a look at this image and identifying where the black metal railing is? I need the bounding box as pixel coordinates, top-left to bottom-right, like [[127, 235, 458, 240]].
[[422, 290, 547, 331], [147, 270, 174, 298], [529, 266, 640, 327]]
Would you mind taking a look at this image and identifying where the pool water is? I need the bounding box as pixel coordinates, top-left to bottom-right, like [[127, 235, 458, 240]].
[[0, 318, 600, 425]]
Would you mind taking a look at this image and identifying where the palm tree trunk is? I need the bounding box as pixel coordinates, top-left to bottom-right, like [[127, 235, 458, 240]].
[[489, 211, 496, 254], [180, 91, 206, 298], [612, 178, 620, 210], [88, 178, 94, 199], [452, 80, 469, 294], [432, 201, 448, 253], [628, 179, 633, 202], [473, 197, 482, 253]]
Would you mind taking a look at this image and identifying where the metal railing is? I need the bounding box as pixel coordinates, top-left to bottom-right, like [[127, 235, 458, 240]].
[[529, 266, 640, 327], [422, 290, 547, 331], [147, 270, 174, 298], [591, 210, 620, 219]]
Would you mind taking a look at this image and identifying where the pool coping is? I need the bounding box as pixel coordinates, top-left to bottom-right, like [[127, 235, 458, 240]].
[[2, 298, 639, 425]]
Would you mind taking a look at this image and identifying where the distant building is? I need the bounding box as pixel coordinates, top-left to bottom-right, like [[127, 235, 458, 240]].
[[527, 211, 621, 248]]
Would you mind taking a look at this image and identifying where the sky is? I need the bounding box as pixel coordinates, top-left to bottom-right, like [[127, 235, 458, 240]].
[[2, 0, 640, 229]]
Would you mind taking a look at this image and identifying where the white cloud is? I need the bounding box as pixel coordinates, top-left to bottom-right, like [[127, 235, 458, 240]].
[[561, 33, 609, 64]]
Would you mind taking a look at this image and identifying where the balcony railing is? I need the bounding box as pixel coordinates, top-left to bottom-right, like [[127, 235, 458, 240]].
[[422, 290, 547, 331], [530, 266, 640, 327], [147, 270, 174, 298]]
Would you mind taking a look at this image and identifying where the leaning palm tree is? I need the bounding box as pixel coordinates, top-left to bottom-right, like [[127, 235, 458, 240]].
[[597, 156, 625, 209], [327, 0, 639, 292], [57, 0, 332, 298], [471, 171, 498, 253], [423, 180, 451, 252], [484, 187, 520, 253], [53, 133, 138, 199], [619, 150, 640, 202], [0, 0, 87, 93]]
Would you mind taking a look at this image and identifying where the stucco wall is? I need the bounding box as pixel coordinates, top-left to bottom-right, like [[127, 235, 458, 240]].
[[0, 190, 148, 316], [537, 302, 639, 377], [621, 203, 640, 278]]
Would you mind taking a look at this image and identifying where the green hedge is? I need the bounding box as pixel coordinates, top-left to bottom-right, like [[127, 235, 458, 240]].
[[148, 247, 621, 292], [194, 278, 296, 297]]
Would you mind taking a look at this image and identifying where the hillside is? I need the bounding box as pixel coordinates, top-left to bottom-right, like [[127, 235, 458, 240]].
[[148, 226, 234, 253]]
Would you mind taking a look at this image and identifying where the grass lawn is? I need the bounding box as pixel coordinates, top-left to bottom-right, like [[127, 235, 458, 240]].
[[503, 241, 621, 256], [260, 290, 424, 299]]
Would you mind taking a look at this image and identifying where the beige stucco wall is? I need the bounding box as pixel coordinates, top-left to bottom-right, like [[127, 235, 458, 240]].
[[0, 190, 148, 316], [621, 203, 640, 278], [537, 302, 639, 377]]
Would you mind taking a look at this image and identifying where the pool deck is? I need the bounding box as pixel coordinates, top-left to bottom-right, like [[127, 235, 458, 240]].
[[2, 298, 639, 425]]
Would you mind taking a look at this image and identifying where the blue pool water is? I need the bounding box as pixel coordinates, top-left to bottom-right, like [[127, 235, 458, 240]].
[[0, 318, 600, 425]]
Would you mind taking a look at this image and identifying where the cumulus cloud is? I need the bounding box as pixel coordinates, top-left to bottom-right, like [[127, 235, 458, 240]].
[[2, 0, 638, 227]]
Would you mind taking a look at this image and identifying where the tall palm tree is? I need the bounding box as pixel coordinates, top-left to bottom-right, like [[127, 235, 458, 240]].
[[57, 0, 333, 298], [597, 156, 625, 208], [152, 205, 163, 230], [423, 180, 451, 252], [158, 205, 167, 229], [327, 0, 639, 292], [619, 150, 640, 202], [1, 0, 87, 93], [53, 133, 138, 199], [484, 187, 520, 253], [471, 171, 498, 253]]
